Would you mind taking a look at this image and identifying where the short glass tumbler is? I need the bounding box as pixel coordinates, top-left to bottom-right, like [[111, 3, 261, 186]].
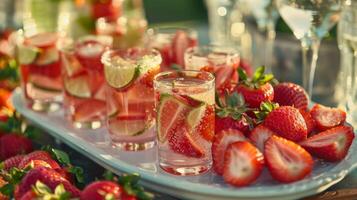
[[102, 48, 161, 151], [154, 70, 215, 175]]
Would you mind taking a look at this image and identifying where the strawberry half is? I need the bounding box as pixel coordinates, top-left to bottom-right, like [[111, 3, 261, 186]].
[[300, 125, 354, 162], [310, 104, 346, 131], [249, 125, 275, 152], [80, 181, 122, 200], [223, 141, 264, 187], [263, 106, 307, 142], [273, 82, 309, 111], [235, 66, 274, 108], [299, 109, 315, 135], [18, 151, 61, 170], [264, 135, 313, 183], [212, 129, 247, 175]]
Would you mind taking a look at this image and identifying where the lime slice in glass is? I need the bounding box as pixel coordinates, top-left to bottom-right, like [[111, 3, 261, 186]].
[[17, 45, 40, 64], [104, 57, 139, 89], [64, 74, 91, 98]]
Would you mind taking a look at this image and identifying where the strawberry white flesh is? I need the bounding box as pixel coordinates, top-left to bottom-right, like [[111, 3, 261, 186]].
[[223, 141, 264, 187], [300, 125, 354, 162], [264, 135, 313, 183], [310, 104, 346, 131], [249, 125, 275, 152]]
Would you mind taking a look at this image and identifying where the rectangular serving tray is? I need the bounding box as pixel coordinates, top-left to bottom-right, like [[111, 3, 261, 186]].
[[12, 89, 357, 200]]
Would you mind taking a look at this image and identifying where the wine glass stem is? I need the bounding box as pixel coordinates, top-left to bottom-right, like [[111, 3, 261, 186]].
[[301, 38, 321, 97]]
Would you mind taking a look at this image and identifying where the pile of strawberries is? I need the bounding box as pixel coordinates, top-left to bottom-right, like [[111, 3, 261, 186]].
[[0, 115, 152, 200], [213, 67, 355, 187]]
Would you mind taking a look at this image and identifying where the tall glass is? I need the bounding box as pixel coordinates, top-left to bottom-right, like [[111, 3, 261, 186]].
[[146, 27, 198, 71], [101, 48, 161, 151], [276, 0, 342, 97], [184, 45, 240, 94], [61, 36, 112, 129], [338, 0, 357, 124], [154, 71, 215, 176]]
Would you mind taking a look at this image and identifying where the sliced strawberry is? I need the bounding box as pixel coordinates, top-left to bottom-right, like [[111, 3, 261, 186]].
[[167, 121, 205, 158], [299, 109, 315, 135], [172, 94, 203, 108], [73, 99, 106, 122], [187, 105, 215, 141], [215, 116, 250, 136], [249, 125, 275, 152], [172, 31, 191, 67], [223, 141, 264, 187], [264, 135, 313, 183], [300, 125, 354, 162], [25, 33, 58, 49], [212, 129, 247, 175], [310, 104, 346, 131], [159, 44, 173, 70], [215, 65, 234, 91], [273, 82, 309, 111], [18, 151, 61, 170], [139, 65, 160, 88]]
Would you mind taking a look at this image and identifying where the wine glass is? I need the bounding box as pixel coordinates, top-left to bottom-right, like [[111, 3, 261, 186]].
[[276, 0, 342, 97], [239, 0, 279, 72]]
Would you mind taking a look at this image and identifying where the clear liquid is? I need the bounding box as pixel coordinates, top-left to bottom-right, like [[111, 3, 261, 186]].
[[278, 1, 341, 39]]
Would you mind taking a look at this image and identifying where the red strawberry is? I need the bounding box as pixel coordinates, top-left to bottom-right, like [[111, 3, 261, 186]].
[[80, 181, 122, 200], [263, 106, 307, 142], [239, 59, 253, 77], [299, 109, 315, 135], [215, 116, 250, 135], [19, 190, 37, 200], [55, 167, 74, 183], [212, 129, 247, 175], [172, 30, 196, 67], [249, 125, 275, 152], [310, 104, 346, 131], [16, 167, 80, 199], [300, 126, 354, 162], [139, 65, 160, 87], [264, 135, 313, 183], [188, 105, 215, 141], [20, 181, 71, 200], [18, 151, 60, 170], [273, 82, 309, 110], [0, 155, 25, 170], [0, 134, 33, 160], [20, 160, 53, 169], [223, 141, 264, 187], [235, 66, 274, 108], [91, 0, 121, 21]]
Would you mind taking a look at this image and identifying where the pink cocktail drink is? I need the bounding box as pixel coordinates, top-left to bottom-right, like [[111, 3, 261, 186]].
[[61, 36, 111, 129], [102, 48, 161, 151], [146, 27, 198, 71], [185, 45, 240, 95], [18, 32, 62, 111], [154, 71, 215, 175]]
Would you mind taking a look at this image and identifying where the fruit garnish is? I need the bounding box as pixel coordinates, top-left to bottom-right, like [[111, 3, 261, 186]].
[[235, 66, 275, 108], [188, 88, 215, 105], [64, 74, 91, 98], [35, 47, 60, 66], [187, 105, 215, 141], [263, 106, 307, 142], [310, 104, 346, 131], [73, 99, 106, 122], [299, 109, 315, 135], [300, 125, 354, 162], [264, 135, 313, 183], [0, 155, 25, 170], [249, 125, 275, 152], [25, 33, 58, 48], [157, 94, 192, 143], [109, 115, 151, 136], [61, 53, 84, 77], [80, 180, 122, 200], [29, 75, 62, 92], [17, 45, 40, 65], [273, 82, 309, 111], [212, 129, 247, 175], [223, 141, 264, 187], [172, 30, 191, 67], [104, 57, 139, 90]]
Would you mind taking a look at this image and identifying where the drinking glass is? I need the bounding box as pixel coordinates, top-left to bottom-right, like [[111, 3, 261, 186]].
[[101, 48, 161, 151], [184, 45, 240, 94], [146, 27, 198, 71], [154, 70, 215, 175], [61, 36, 112, 129], [337, 0, 357, 123], [276, 0, 342, 97]]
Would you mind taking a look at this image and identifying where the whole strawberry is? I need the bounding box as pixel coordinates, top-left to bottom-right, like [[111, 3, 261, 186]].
[[273, 82, 309, 110], [215, 92, 253, 135], [15, 167, 80, 199], [81, 181, 122, 200], [235, 66, 274, 108], [20, 181, 71, 200], [0, 134, 33, 160], [18, 150, 60, 170], [263, 106, 307, 142], [0, 155, 25, 170]]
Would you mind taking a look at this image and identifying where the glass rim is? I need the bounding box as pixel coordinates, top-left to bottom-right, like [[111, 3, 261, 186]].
[[101, 48, 162, 68], [59, 35, 112, 53], [146, 26, 198, 38], [185, 45, 240, 65], [153, 70, 215, 88]]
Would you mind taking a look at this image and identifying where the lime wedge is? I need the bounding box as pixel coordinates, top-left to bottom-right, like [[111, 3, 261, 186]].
[[104, 58, 139, 89], [187, 105, 206, 129], [64, 75, 91, 98], [109, 116, 153, 136], [17, 45, 40, 64]]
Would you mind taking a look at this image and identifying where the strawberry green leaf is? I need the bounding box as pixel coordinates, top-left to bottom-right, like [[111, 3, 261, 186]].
[[0, 183, 13, 197], [252, 66, 265, 82], [238, 68, 248, 81], [68, 166, 84, 183], [103, 170, 115, 181]]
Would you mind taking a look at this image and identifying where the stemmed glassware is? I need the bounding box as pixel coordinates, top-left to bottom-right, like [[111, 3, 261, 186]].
[[276, 0, 342, 97]]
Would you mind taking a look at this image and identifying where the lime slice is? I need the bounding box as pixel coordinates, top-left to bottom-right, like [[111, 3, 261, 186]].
[[64, 75, 91, 98], [110, 115, 153, 136], [104, 58, 139, 89], [36, 47, 60, 66], [189, 89, 215, 105], [187, 104, 206, 129], [17, 45, 40, 64], [61, 54, 84, 77]]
